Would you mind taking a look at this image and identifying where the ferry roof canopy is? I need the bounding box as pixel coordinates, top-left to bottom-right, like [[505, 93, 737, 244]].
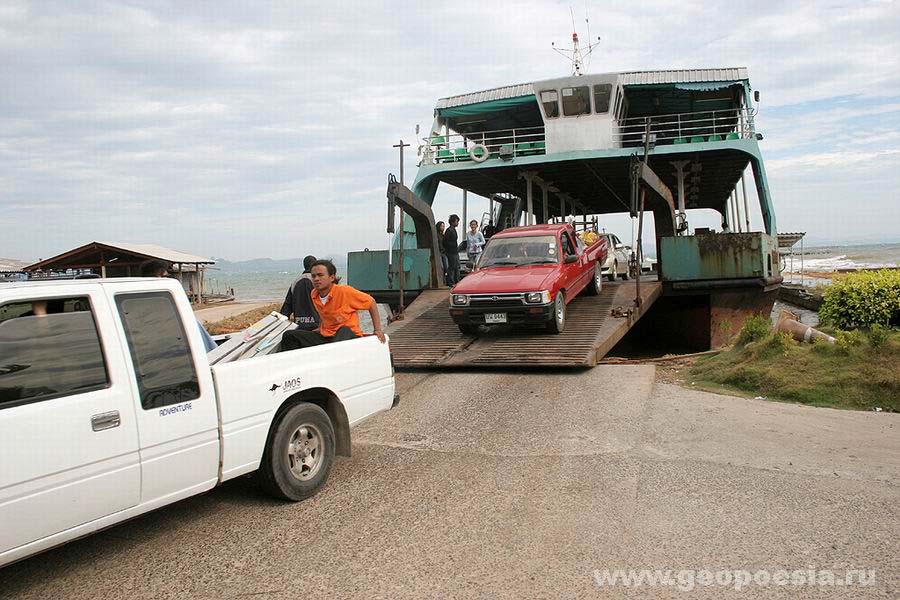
[[435, 67, 749, 114]]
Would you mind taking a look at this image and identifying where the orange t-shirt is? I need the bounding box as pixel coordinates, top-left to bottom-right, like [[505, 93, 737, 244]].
[[310, 284, 375, 337]]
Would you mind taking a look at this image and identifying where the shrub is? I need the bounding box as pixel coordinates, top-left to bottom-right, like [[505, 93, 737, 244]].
[[750, 331, 795, 359], [868, 323, 889, 349], [737, 314, 771, 346], [835, 329, 864, 352], [819, 269, 900, 329]]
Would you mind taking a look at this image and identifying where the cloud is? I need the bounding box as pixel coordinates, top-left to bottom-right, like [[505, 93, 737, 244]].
[[1, 0, 899, 261]]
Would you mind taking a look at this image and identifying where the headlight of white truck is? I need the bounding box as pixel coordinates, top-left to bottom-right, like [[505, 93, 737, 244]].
[[525, 291, 551, 304], [451, 294, 469, 306]]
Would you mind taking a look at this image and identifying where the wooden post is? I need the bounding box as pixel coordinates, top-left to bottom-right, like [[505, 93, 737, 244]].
[[393, 139, 411, 313], [635, 188, 646, 308]]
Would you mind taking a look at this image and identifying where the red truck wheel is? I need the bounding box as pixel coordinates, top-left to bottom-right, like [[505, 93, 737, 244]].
[[546, 291, 566, 333], [587, 263, 603, 296]]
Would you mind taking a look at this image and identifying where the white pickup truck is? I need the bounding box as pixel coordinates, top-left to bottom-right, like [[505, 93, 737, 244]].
[[0, 278, 397, 567]]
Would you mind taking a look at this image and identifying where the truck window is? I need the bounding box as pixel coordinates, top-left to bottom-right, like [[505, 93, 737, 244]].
[[540, 90, 560, 118], [560, 234, 576, 256], [0, 297, 108, 408], [561, 86, 591, 116], [115, 292, 200, 410], [593, 84, 612, 113]]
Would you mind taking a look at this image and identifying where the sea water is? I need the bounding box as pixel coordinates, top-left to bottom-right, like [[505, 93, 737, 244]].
[[205, 269, 389, 332], [782, 243, 900, 273], [210, 243, 900, 304]]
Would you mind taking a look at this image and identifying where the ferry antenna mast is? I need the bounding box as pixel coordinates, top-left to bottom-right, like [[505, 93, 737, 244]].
[[551, 5, 601, 76]]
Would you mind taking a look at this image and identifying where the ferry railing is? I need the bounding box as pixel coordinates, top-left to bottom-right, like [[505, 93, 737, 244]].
[[422, 125, 546, 164], [615, 108, 755, 147]]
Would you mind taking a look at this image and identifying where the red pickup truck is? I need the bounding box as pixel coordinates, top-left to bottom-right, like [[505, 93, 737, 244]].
[[448, 224, 608, 334]]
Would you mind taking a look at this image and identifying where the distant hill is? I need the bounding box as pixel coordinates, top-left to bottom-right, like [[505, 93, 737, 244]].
[[212, 255, 347, 273], [0, 257, 28, 272]]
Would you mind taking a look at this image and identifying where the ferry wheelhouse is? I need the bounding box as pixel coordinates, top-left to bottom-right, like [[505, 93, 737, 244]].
[[350, 67, 782, 349]]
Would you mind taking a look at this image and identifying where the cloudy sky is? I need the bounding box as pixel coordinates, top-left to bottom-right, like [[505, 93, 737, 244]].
[[2, 0, 899, 262]]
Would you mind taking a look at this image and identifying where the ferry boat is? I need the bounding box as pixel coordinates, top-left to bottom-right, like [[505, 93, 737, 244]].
[[349, 66, 782, 355]]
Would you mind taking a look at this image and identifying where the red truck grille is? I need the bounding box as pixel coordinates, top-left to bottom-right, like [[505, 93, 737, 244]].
[[468, 293, 526, 308]]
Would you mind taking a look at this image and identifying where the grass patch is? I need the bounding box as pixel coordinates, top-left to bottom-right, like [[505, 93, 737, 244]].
[[206, 303, 280, 335], [689, 326, 900, 412]]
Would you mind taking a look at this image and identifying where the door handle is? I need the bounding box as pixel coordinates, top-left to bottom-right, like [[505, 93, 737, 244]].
[[91, 411, 121, 432]]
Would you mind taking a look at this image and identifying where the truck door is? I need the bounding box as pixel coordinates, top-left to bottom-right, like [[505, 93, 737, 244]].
[[108, 285, 219, 506], [559, 231, 585, 296], [0, 289, 140, 559]]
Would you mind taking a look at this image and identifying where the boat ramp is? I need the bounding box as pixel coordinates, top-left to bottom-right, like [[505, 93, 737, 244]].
[[387, 280, 661, 369]]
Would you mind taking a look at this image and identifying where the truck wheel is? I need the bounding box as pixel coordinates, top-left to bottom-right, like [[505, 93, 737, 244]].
[[458, 324, 478, 335], [257, 402, 335, 501], [586, 263, 602, 296], [607, 261, 618, 281], [546, 291, 566, 334]]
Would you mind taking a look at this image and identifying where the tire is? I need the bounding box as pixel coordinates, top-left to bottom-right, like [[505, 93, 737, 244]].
[[607, 260, 618, 281], [586, 263, 602, 296], [458, 324, 478, 335], [546, 290, 566, 334], [257, 402, 335, 501], [621, 261, 630, 280]]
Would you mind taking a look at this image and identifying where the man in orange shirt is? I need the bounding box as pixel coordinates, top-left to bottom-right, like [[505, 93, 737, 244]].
[[279, 259, 386, 350]]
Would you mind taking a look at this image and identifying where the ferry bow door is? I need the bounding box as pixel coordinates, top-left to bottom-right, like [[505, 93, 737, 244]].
[[0, 287, 140, 561], [107, 284, 220, 508]]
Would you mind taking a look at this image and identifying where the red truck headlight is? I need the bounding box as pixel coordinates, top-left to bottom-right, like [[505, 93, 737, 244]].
[[525, 291, 551, 304], [451, 294, 469, 306]]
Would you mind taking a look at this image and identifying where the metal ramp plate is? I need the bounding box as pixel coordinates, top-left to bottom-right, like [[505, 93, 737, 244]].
[[387, 281, 662, 369]]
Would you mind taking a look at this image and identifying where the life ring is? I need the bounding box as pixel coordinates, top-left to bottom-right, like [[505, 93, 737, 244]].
[[470, 144, 489, 162]]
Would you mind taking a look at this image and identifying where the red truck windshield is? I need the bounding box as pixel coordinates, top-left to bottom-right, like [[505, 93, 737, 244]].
[[479, 235, 560, 268]]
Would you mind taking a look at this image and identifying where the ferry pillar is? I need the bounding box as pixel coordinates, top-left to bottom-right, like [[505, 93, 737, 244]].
[[541, 183, 550, 224], [670, 160, 690, 233], [518, 171, 543, 226], [462, 189, 467, 235], [741, 173, 751, 232], [523, 173, 534, 225]]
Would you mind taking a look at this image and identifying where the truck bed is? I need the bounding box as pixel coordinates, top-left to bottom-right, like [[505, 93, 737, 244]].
[[210, 335, 395, 481]]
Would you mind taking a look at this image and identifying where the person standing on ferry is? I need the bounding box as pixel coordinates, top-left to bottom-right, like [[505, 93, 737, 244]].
[[443, 214, 461, 285], [435, 221, 449, 285], [466, 220, 486, 268]]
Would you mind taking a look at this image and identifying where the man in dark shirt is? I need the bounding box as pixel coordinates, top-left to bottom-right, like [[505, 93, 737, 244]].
[[443, 214, 461, 285], [280, 255, 320, 330]]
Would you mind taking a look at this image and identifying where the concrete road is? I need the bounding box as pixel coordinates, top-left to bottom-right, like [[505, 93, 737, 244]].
[[2, 368, 897, 599]]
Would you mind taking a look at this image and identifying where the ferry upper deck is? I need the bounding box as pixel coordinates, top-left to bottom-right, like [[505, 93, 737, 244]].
[[413, 67, 775, 236]]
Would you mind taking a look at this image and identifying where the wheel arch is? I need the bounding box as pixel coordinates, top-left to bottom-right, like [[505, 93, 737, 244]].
[[269, 387, 352, 457]]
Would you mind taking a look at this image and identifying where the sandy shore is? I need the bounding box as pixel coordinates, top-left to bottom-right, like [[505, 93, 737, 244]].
[[194, 301, 272, 324]]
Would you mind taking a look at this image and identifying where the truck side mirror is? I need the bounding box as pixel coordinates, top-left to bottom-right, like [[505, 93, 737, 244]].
[[564, 254, 578, 264]]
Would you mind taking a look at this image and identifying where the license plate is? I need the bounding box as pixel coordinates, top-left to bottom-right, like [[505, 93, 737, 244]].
[[484, 313, 507, 324]]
